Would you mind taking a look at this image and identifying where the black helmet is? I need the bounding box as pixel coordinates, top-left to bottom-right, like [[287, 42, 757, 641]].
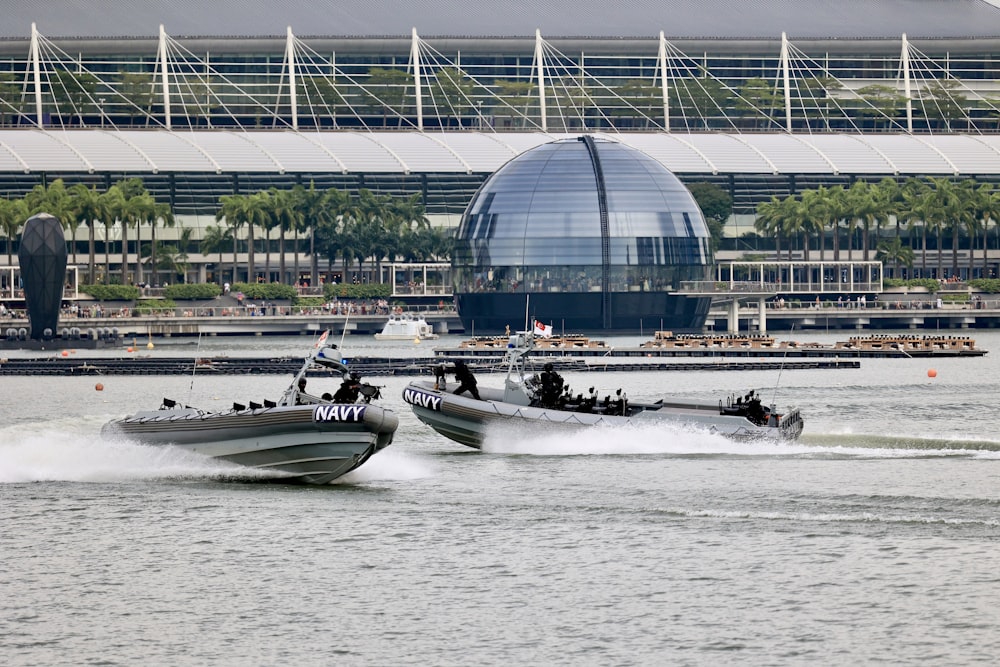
[[544, 362, 554, 372]]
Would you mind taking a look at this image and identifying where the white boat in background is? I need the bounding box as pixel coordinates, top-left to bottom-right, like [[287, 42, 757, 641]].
[[102, 331, 398, 484], [375, 313, 440, 341]]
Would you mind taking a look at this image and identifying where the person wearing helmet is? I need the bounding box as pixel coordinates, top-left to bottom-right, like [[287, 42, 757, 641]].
[[451, 360, 481, 400], [333, 371, 363, 403], [539, 361, 564, 408]]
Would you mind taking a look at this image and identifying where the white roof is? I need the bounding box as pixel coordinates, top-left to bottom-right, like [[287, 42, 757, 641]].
[[3, 0, 999, 41], [0, 129, 997, 176]]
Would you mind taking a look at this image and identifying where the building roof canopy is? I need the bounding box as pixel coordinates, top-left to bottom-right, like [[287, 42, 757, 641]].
[[1, 130, 998, 177]]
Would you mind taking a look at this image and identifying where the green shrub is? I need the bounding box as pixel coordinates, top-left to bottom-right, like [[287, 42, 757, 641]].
[[135, 298, 177, 314], [164, 283, 222, 300], [905, 278, 941, 293], [323, 282, 392, 300], [231, 282, 297, 300], [968, 279, 1000, 293], [293, 296, 326, 308], [80, 284, 140, 301], [884, 278, 907, 288]]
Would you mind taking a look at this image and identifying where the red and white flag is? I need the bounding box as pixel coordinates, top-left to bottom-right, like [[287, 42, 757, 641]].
[[533, 320, 552, 338]]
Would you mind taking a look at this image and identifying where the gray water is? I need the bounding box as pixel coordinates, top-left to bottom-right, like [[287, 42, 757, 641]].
[[3, 331, 1000, 666]]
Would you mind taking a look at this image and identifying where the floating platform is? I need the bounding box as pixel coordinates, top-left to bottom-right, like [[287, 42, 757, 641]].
[[444, 333, 987, 359]]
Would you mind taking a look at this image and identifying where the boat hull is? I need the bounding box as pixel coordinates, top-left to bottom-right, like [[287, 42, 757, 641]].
[[403, 380, 803, 450], [102, 403, 399, 484]]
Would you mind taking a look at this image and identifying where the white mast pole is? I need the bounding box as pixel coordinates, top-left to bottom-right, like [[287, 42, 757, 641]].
[[287, 26, 298, 130], [780, 32, 792, 132], [658, 31, 670, 132], [30, 23, 43, 128], [901, 33, 913, 133], [158, 25, 172, 130], [412, 27, 423, 131], [535, 29, 547, 132]]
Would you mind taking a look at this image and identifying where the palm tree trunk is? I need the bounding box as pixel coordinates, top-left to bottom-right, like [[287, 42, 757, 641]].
[[832, 221, 840, 262], [121, 223, 129, 285], [309, 229, 317, 286], [264, 228, 271, 283], [921, 226, 928, 275], [952, 225, 960, 279], [150, 223, 157, 286], [279, 229, 287, 285], [103, 223, 112, 283], [231, 234, 238, 284], [983, 225, 989, 276], [88, 222, 96, 283]]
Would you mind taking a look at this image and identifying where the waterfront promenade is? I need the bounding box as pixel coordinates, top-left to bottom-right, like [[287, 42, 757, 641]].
[[3, 299, 1000, 340]]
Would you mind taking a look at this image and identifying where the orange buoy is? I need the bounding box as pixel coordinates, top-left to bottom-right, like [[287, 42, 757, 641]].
[[95, 383, 104, 391], [126, 347, 134, 353], [927, 369, 937, 378], [61, 350, 69, 357]]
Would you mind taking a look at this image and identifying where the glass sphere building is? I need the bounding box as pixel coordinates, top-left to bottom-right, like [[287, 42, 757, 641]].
[[453, 136, 713, 334]]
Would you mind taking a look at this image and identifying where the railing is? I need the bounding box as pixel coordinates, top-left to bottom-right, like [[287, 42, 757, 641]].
[[0, 303, 456, 321]]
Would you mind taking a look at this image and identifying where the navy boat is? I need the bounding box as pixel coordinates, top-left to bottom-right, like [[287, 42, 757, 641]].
[[102, 331, 398, 484], [403, 329, 803, 450]]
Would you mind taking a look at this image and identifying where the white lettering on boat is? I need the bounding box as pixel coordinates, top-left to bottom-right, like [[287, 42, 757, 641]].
[[313, 405, 367, 422], [403, 388, 442, 411]]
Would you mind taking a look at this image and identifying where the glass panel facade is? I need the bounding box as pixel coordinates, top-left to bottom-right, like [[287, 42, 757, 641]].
[[453, 138, 712, 294]]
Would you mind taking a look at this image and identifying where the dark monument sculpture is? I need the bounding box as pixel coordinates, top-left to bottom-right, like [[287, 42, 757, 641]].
[[18, 212, 67, 340]]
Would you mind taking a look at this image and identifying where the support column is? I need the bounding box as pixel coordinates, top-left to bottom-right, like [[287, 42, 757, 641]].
[[780, 32, 792, 132], [658, 31, 670, 131], [286, 27, 298, 130], [901, 33, 913, 133], [535, 29, 547, 131], [411, 27, 423, 131], [728, 298, 740, 334], [758, 297, 768, 334], [158, 25, 172, 130], [30, 24, 43, 128]]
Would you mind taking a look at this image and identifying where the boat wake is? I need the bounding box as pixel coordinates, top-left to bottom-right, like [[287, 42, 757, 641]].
[[337, 449, 436, 484], [480, 420, 1000, 459], [0, 423, 278, 484]]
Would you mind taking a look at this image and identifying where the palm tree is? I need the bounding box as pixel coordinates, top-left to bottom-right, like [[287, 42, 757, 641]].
[[799, 188, 829, 261], [200, 224, 233, 284], [100, 186, 125, 283], [754, 196, 786, 260], [972, 184, 1000, 277], [845, 180, 882, 260], [151, 227, 193, 284], [294, 182, 336, 286], [391, 193, 432, 263], [256, 190, 277, 281], [217, 192, 267, 282], [823, 185, 848, 262], [216, 194, 248, 283], [899, 182, 935, 277], [125, 191, 158, 284], [0, 197, 28, 267], [266, 187, 301, 284], [68, 183, 108, 283], [113, 178, 149, 285], [876, 237, 915, 278], [24, 180, 75, 262], [145, 199, 175, 286]]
